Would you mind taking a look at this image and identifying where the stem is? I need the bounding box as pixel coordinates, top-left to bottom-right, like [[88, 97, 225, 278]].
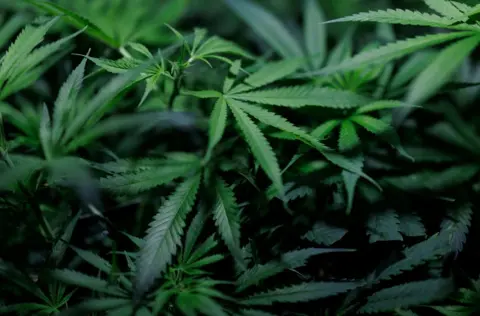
[[20, 185, 54, 242], [167, 73, 183, 111]]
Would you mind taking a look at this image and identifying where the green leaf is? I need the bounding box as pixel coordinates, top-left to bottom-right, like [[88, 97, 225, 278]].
[[182, 90, 223, 99], [39, 104, 52, 160], [71, 247, 112, 274], [0, 155, 46, 191], [342, 157, 363, 214], [240, 310, 276, 316], [51, 269, 126, 296], [326, 9, 458, 28], [100, 157, 200, 194], [355, 100, 415, 114], [224, 0, 303, 59], [0, 14, 28, 50], [84, 56, 143, 74], [237, 248, 352, 292], [230, 59, 304, 94], [375, 233, 451, 282], [76, 298, 131, 312], [51, 211, 81, 265], [299, 32, 474, 76], [382, 164, 480, 191], [25, 0, 118, 47], [230, 86, 370, 108], [351, 115, 390, 134], [302, 222, 348, 246], [213, 177, 243, 264], [52, 57, 87, 144], [0, 17, 57, 83], [228, 99, 329, 151], [359, 278, 454, 313], [194, 36, 254, 59], [206, 97, 228, 159], [441, 205, 472, 256], [304, 0, 326, 69], [398, 214, 426, 237], [406, 35, 480, 104], [228, 100, 283, 198], [424, 0, 467, 18], [183, 208, 208, 262], [338, 120, 360, 151], [311, 120, 340, 139], [366, 210, 403, 243], [390, 51, 437, 90], [243, 281, 361, 305], [135, 174, 201, 297]]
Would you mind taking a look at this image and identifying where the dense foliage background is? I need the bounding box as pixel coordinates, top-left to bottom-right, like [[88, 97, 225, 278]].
[[1, 0, 480, 315]]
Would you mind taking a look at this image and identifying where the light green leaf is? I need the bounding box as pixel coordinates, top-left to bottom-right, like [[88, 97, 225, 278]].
[[224, 0, 303, 58]]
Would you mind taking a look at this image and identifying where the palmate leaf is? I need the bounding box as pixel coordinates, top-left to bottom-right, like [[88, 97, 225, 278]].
[[298, 31, 474, 77], [135, 174, 201, 297], [366, 210, 403, 243], [224, 0, 303, 59], [213, 177, 243, 264], [227, 100, 283, 197], [326, 9, 459, 28], [441, 204, 472, 256], [229, 85, 370, 109], [359, 278, 454, 313], [243, 281, 362, 305]]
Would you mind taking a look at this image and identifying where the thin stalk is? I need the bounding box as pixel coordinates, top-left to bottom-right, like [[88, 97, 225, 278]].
[[167, 73, 183, 111]]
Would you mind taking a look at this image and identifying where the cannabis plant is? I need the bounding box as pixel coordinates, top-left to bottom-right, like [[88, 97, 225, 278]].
[[1, 0, 480, 315]]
